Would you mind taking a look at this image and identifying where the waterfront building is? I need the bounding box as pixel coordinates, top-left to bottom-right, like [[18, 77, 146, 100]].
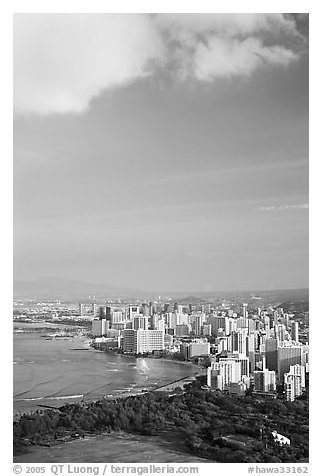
[[123, 329, 164, 354], [180, 340, 210, 359], [92, 318, 110, 336]]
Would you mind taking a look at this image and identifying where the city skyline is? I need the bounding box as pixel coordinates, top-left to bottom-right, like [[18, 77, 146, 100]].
[[14, 13, 309, 292]]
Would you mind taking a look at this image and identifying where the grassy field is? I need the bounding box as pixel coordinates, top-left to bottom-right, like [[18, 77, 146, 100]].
[[13, 431, 214, 463]]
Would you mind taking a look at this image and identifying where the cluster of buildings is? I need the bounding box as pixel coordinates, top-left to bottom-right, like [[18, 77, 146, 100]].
[[87, 300, 309, 402]]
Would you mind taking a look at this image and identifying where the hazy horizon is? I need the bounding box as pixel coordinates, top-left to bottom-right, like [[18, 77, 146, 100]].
[[13, 275, 309, 296], [14, 14, 309, 293]]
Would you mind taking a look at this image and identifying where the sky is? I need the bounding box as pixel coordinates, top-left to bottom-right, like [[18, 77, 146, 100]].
[[13, 13, 309, 292]]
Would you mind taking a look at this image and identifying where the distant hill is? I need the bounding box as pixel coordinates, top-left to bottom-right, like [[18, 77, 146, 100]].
[[13, 277, 145, 300], [171, 288, 309, 308], [275, 301, 309, 313], [13, 278, 309, 307]]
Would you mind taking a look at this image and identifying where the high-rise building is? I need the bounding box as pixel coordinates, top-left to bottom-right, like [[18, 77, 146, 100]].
[[180, 340, 210, 359], [288, 364, 305, 388], [229, 330, 248, 356], [237, 317, 248, 329], [253, 369, 276, 392], [217, 337, 228, 353], [228, 353, 250, 377], [133, 316, 148, 330], [207, 359, 241, 390], [111, 311, 126, 324], [92, 303, 100, 317], [168, 312, 177, 329], [291, 321, 299, 343], [106, 306, 112, 320], [278, 344, 303, 380], [79, 303, 86, 316], [193, 314, 203, 335], [274, 324, 286, 342], [284, 372, 302, 402], [92, 318, 110, 336], [141, 304, 149, 317], [148, 301, 154, 316], [202, 324, 212, 336], [264, 315, 270, 332], [176, 313, 189, 325], [228, 317, 237, 334], [156, 318, 165, 332], [265, 338, 278, 372], [175, 324, 190, 336], [128, 306, 140, 320], [123, 329, 164, 354]]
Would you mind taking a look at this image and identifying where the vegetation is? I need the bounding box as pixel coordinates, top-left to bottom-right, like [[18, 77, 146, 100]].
[[13, 379, 308, 463]]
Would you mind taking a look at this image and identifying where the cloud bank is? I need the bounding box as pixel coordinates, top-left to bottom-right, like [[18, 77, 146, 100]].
[[14, 13, 306, 115], [257, 204, 309, 211]]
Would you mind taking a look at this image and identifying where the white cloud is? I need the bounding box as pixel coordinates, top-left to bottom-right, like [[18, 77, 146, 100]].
[[14, 13, 305, 116], [257, 204, 309, 211], [155, 13, 298, 37], [193, 37, 298, 81], [14, 14, 164, 115]]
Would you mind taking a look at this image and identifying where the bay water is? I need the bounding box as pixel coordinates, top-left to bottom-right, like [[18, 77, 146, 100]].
[[13, 333, 197, 414]]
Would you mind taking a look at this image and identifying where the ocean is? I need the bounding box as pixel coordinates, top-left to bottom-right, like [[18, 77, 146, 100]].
[[13, 333, 197, 414]]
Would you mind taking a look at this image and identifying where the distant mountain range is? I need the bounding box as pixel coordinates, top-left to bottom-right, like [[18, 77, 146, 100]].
[[13, 277, 146, 300], [173, 288, 309, 308], [13, 277, 309, 306]]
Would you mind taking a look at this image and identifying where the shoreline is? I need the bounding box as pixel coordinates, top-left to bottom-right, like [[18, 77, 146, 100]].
[[13, 332, 201, 416]]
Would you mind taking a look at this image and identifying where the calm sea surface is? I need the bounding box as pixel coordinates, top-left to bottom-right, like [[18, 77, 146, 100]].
[[13, 333, 197, 414]]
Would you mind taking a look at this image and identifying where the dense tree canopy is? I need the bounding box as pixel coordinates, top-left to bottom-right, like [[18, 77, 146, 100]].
[[14, 381, 308, 463]]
